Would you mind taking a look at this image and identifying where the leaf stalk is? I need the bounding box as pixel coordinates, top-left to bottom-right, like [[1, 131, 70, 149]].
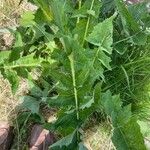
[[68, 53, 80, 141], [82, 0, 95, 46], [77, 0, 82, 23]]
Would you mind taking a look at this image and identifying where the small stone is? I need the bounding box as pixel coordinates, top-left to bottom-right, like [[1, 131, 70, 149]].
[[29, 124, 56, 150], [0, 121, 14, 150]]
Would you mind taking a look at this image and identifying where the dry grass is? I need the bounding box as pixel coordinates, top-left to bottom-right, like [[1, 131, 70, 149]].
[[0, 0, 22, 27], [0, 77, 28, 123], [0, 78, 16, 122], [84, 123, 114, 150], [0, 0, 37, 28]]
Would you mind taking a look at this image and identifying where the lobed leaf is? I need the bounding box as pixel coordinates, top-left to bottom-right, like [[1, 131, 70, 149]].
[[86, 14, 115, 54], [50, 130, 77, 150], [101, 91, 146, 150], [20, 96, 40, 114]]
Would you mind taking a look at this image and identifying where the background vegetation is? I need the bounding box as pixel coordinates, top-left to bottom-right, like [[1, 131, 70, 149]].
[[0, 0, 150, 149]]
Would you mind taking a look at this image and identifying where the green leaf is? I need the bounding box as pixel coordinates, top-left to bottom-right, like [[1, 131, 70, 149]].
[[16, 111, 31, 127], [128, 1, 149, 24], [47, 96, 74, 108], [98, 50, 112, 70], [21, 96, 40, 114], [0, 51, 10, 64], [79, 143, 88, 150], [101, 90, 121, 115], [80, 96, 94, 110], [138, 120, 150, 137], [115, 0, 147, 45], [51, 112, 78, 133], [76, 65, 90, 87], [114, 42, 128, 55], [20, 11, 35, 27], [112, 117, 146, 150], [31, 0, 53, 22], [34, 8, 48, 24], [9, 31, 23, 62], [50, 130, 77, 150], [94, 82, 102, 105], [132, 32, 147, 45], [87, 14, 116, 54], [73, 0, 102, 44], [4, 69, 19, 94], [28, 81, 43, 98], [101, 0, 115, 15], [13, 31, 24, 48], [49, 0, 68, 32], [101, 91, 146, 150], [5, 54, 42, 70], [86, 49, 105, 81], [14, 68, 28, 78], [112, 105, 132, 127], [0, 54, 44, 93], [115, 0, 139, 32], [73, 0, 101, 19], [73, 19, 87, 44]]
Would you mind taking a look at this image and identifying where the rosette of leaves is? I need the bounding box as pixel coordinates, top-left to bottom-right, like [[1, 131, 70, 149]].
[[0, 0, 148, 149]]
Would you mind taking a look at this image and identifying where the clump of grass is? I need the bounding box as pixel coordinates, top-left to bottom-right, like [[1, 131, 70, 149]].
[[105, 46, 150, 120], [84, 123, 114, 150]]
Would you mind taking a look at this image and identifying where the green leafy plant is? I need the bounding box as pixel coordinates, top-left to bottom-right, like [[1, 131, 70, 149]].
[[0, 0, 150, 149], [102, 91, 146, 150]]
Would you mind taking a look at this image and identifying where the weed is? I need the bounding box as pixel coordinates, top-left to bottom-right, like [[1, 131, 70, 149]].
[[0, 0, 150, 149]]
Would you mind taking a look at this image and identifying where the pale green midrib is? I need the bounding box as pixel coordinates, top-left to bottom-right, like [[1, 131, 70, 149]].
[[68, 53, 80, 142], [0, 64, 41, 69], [77, 0, 82, 24], [82, 0, 95, 46], [118, 126, 131, 150], [68, 53, 79, 121]]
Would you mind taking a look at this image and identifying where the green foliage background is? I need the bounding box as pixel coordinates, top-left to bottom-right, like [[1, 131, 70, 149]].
[[0, 0, 150, 149]]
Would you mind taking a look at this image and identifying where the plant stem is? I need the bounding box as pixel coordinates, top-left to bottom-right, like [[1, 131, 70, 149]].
[[77, 0, 82, 23], [112, 31, 142, 45], [68, 53, 80, 140], [15, 119, 20, 150], [69, 53, 79, 120], [0, 64, 41, 69], [82, 0, 95, 46], [121, 65, 131, 90]]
